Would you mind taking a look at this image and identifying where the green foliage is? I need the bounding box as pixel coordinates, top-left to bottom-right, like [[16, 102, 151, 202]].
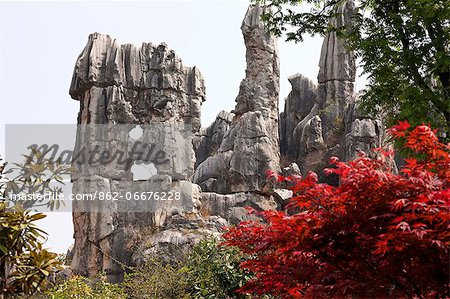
[[257, 0, 450, 134], [0, 202, 62, 298], [122, 238, 250, 299], [185, 239, 251, 299], [46, 275, 126, 299], [121, 254, 190, 299], [0, 153, 71, 298]]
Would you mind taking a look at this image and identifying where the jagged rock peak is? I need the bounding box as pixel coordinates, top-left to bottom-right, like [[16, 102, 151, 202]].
[[285, 74, 317, 121], [70, 32, 205, 99], [234, 4, 279, 117], [194, 4, 280, 193], [314, 0, 356, 151], [317, 0, 356, 83], [69, 33, 205, 129], [69, 33, 205, 281], [280, 73, 317, 157], [278, 0, 385, 182], [194, 110, 234, 168]]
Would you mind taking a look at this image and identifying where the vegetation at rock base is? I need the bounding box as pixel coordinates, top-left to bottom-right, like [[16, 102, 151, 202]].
[[45, 275, 126, 299], [256, 0, 450, 135], [43, 239, 249, 299], [223, 122, 450, 298], [3, 126, 449, 298], [0, 148, 250, 299], [121, 238, 250, 299]]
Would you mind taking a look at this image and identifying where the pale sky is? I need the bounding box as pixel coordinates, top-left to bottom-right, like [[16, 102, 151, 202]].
[[0, 0, 362, 253]]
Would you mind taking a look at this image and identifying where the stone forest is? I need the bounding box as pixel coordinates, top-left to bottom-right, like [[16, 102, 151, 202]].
[[1, 1, 449, 298], [68, 2, 384, 281]]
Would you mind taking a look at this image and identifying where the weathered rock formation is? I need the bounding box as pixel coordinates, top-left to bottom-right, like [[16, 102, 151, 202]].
[[194, 4, 281, 193], [344, 94, 384, 161], [316, 0, 356, 151], [280, 74, 317, 160], [68, 0, 387, 282], [194, 110, 233, 168], [69, 33, 206, 282], [280, 0, 383, 179], [69, 5, 283, 282]]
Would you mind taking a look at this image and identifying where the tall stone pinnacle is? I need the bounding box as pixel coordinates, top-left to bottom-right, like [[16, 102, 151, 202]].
[[279, 0, 384, 179], [194, 4, 281, 193], [69, 33, 205, 281], [316, 0, 356, 147]]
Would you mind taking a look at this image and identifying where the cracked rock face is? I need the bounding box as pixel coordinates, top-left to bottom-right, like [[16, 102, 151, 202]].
[[344, 95, 384, 161], [69, 33, 205, 282], [280, 0, 384, 179], [70, 33, 205, 130], [194, 4, 281, 193], [280, 1, 357, 178], [314, 0, 356, 158], [280, 74, 317, 160], [194, 110, 234, 168]]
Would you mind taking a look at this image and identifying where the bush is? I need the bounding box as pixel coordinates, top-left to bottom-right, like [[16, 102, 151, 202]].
[[0, 152, 72, 298], [121, 254, 190, 299], [223, 122, 450, 298], [185, 239, 250, 299], [0, 203, 62, 298], [46, 275, 126, 299], [122, 238, 250, 299]]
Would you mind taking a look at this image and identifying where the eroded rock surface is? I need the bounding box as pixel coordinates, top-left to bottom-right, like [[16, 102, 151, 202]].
[[68, 1, 388, 283], [194, 110, 233, 168], [70, 33, 204, 130], [70, 33, 205, 282], [280, 0, 384, 179], [194, 4, 281, 193], [344, 94, 384, 161], [280, 74, 317, 160]]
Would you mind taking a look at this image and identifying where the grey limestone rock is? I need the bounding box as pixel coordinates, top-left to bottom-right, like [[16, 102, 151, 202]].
[[70, 33, 205, 130], [280, 0, 384, 181], [194, 110, 234, 168], [69, 33, 205, 282], [280, 74, 317, 159], [344, 95, 384, 161], [280, 0, 357, 179], [194, 4, 281, 193]]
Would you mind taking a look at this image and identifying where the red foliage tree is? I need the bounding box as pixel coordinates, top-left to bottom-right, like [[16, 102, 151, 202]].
[[223, 122, 450, 298]]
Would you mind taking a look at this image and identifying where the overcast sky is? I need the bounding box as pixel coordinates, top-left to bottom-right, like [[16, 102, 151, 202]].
[[0, 0, 362, 253]]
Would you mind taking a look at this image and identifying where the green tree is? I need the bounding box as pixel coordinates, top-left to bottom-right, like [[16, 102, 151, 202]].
[[0, 153, 72, 298], [0, 202, 62, 298], [257, 0, 449, 135], [3, 149, 72, 211], [185, 239, 251, 299]]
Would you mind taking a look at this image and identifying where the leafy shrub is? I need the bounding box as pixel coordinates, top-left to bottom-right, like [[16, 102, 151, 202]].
[[223, 122, 450, 298], [0, 203, 62, 298], [46, 275, 126, 299], [121, 254, 190, 299], [185, 239, 250, 299], [0, 152, 72, 298], [122, 238, 250, 299]]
